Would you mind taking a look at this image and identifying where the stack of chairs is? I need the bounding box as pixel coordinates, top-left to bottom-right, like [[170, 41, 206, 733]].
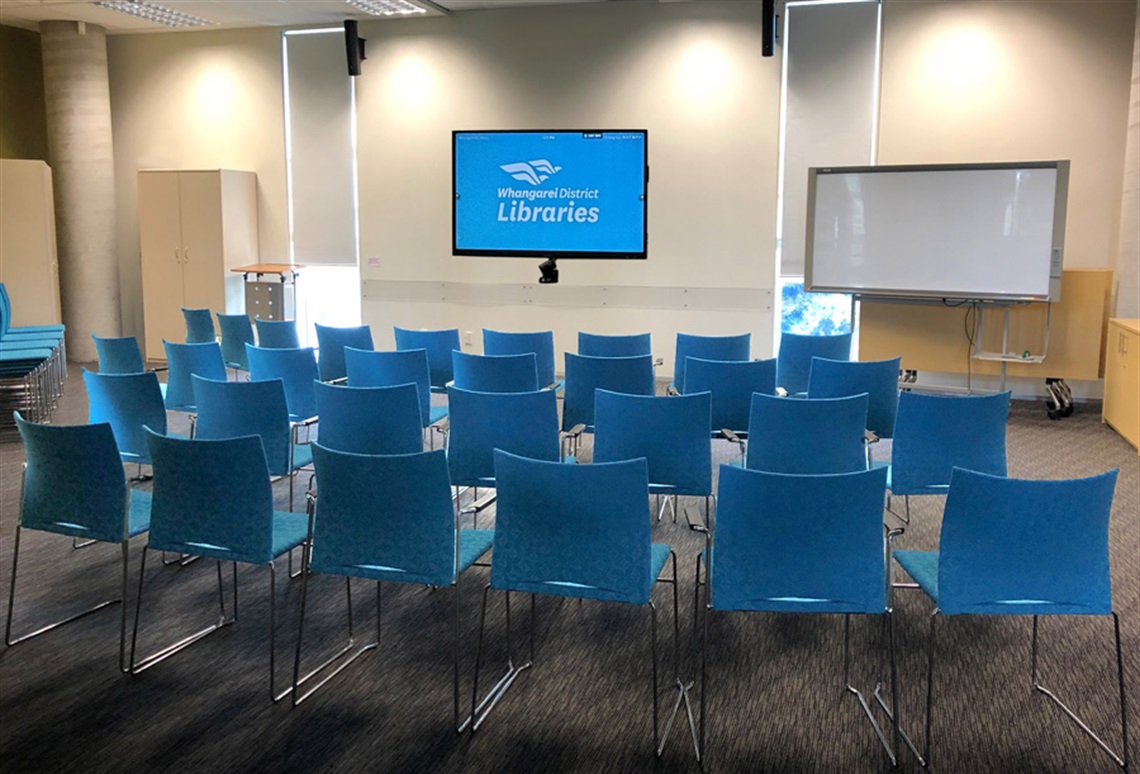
[[0, 283, 67, 432]]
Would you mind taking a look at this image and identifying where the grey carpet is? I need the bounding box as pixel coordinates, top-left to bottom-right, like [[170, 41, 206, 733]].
[[0, 367, 1136, 773]]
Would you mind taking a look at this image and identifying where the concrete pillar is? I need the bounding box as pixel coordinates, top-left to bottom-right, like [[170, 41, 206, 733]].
[[40, 20, 120, 362]]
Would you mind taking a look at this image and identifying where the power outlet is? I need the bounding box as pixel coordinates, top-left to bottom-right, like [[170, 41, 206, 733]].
[[464, 330, 473, 346]]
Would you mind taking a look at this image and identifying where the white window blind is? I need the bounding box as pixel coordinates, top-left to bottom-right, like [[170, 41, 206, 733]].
[[284, 30, 357, 266], [780, 1, 880, 277]]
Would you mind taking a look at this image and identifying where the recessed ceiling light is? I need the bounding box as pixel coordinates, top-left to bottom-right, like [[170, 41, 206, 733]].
[[94, 0, 215, 28], [346, 0, 427, 17]]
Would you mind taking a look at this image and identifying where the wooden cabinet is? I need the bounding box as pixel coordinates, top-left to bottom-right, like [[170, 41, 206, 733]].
[[1103, 318, 1140, 454], [138, 169, 258, 361], [0, 160, 62, 326]]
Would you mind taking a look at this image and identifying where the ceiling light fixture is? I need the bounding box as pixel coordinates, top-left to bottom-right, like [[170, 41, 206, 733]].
[[94, 0, 215, 28], [346, 0, 426, 17]]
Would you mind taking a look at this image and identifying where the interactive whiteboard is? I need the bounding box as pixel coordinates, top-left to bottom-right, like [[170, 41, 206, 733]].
[[805, 161, 1068, 302]]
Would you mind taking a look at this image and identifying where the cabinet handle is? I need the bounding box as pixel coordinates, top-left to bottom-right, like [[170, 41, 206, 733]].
[[174, 248, 181, 264], [183, 248, 189, 264]]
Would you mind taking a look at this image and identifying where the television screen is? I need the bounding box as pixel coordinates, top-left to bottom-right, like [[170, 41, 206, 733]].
[[452, 130, 648, 259]]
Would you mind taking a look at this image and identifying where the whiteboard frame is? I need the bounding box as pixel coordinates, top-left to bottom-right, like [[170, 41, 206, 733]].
[[804, 160, 1069, 303]]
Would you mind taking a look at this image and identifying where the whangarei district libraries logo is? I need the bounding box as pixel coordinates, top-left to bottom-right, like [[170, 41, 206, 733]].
[[499, 159, 562, 186]]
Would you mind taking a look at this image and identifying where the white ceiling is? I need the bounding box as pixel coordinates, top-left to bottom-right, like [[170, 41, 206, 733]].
[[0, 0, 649, 34]]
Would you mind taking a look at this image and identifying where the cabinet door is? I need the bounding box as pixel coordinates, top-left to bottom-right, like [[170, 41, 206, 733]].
[[139, 171, 186, 361], [1116, 329, 1140, 447], [178, 171, 226, 313]]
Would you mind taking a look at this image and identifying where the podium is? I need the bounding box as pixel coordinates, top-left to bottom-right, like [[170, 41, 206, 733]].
[[232, 264, 301, 321]]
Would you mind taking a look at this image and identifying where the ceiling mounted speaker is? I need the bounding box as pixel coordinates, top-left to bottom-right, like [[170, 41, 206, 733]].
[[762, 0, 775, 57], [345, 20, 367, 76]]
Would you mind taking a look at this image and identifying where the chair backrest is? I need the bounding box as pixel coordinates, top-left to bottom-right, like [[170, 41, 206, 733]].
[[145, 428, 275, 564], [192, 375, 293, 477], [483, 329, 556, 388], [0, 282, 9, 338], [808, 356, 901, 438], [890, 391, 1010, 495], [314, 381, 423, 455], [15, 412, 129, 544], [315, 323, 374, 382], [594, 389, 712, 496], [578, 331, 652, 358], [683, 357, 777, 434], [310, 445, 459, 586], [344, 347, 433, 428], [216, 313, 255, 371], [452, 350, 539, 393], [937, 467, 1118, 616], [562, 352, 655, 432], [254, 318, 301, 349], [93, 334, 146, 374], [711, 464, 888, 614], [776, 331, 852, 395], [673, 332, 751, 393], [746, 392, 869, 474], [245, 344, 320, 422], [163, 340, 227, 412], [492, 449, 653, 604], [446, 386, 560, 487], [393, 327, 460, 390], [182, 307, 216, 344], [83, 369, 167, 465]]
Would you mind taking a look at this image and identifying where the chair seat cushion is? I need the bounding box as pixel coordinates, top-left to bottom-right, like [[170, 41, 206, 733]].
[[650, 543, 672, 587], [429, 405, 449, 425], [894, 549, 939, 603], [291, 443, 313, 471], [271, 511, 310, 559], [128, 490, 153, 538], [458, 528, 494, 573]]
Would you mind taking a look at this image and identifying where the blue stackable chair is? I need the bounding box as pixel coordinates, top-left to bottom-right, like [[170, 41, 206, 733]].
[[7, 414, 151, 672], [697, 464, 897, 766], [578, 331, 652, 358], [446, 386, 562, 525], [483, 328, 560, 390], [216, 313, 255, 374], [245, 344, 320, 425], [314, 323, 373, 383], [683, 357, 777, 465], [192, 375, 313, 512], [893, 468, 1127, 770], [254, 318, 301, 349], [130, 429, 309, 702], [808, 356, 901, 464], [313, 381, 423, 455], [93, 334, 147, 375], [561, 352, 655, 457], [886, 390, 1010, 523], [671, 333, 751, 395], [0, 284, 65, 338], [394, 326, 460, 393], [452, 350, 539, 394], [471, 450, 687, 757], [594, 389, 713, 525], [776, 331, 852, 397], [84, 368, 168, 469], [182, 307, 216, 344], [292, 445, 494, 727], [344, 346, 447, 446], [746, 392, 869, 474], [162, 340, 227, 415]]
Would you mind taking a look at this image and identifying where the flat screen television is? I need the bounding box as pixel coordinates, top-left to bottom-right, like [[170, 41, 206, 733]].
[[452, 130, 648, 260]]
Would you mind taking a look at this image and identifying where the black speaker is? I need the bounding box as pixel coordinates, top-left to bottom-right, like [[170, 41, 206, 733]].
[[345, 20, 367, 76], [761, 0, 775, 58]]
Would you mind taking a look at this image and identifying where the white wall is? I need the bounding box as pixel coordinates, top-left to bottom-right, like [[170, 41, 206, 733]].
[[108, 27, 287, 344], [353, 1, 778, 366]]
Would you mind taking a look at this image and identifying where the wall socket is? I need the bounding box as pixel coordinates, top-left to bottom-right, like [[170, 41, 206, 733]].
[[464, 330, 473, 346]]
